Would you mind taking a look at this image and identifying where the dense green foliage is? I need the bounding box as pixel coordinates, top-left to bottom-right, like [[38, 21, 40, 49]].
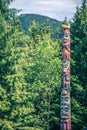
[[0, 0, 87, 130], [71, 0, 87, 129], [0, 1, 61, 129]]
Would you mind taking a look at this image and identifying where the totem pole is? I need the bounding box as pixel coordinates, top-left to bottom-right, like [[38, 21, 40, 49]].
[[60, 17, 71, 130]]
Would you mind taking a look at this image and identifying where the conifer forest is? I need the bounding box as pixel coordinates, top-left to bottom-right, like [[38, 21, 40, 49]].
[[0, 0, 87, 130]]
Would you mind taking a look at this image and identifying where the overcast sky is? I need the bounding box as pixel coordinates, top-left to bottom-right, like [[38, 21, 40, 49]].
[[9, 0, 82, 21]]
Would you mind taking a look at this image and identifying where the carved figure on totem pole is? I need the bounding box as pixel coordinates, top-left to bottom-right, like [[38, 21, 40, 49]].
[[60, 17, 71, 130], [62, 17, 70, 29]]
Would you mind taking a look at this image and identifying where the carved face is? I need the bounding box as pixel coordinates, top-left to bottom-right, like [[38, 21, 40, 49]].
[[61, 106, 70, 115], [64, 29, 70, 35], [63, 61, 70, 73]]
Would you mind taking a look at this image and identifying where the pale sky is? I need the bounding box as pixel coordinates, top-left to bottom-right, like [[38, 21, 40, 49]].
[[9, 0, 82, 21]]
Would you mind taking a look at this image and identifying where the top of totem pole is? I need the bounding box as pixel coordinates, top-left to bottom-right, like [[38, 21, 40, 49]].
[[62, 17, 70, 29]]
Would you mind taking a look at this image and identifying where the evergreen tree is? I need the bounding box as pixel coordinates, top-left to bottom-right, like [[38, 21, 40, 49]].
[[0, 1, 39, 129], [71, 0, 87, 86], [28, 22, 62, 130], [71, 0, 87, 129]]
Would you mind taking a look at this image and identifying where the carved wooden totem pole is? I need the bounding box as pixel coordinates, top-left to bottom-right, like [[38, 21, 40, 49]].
[[60, 18, 71, 130]]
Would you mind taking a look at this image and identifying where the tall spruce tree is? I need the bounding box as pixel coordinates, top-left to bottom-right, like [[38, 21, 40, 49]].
[[0, 1, 39, 129], [28, 22, 62, 130], [71, 0, 87, 129]]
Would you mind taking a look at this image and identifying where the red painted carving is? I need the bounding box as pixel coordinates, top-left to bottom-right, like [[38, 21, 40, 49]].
[[64, 29, 70, 35], [62, 40, 70, 52], [61, 19, 71, 130], [62, 49, 70, 60], [63, 61, 70, 73]]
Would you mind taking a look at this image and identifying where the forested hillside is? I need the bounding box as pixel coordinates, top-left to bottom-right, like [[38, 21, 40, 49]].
[[0, 0, 87, 130], [19, 14, 62, 35]]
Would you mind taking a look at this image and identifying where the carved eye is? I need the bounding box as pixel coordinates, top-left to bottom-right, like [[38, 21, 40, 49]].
[[65, 98, 70, 102], [64, 35, 70, 39], [65, 108, 69, 112], [61, 90, 67, 95]]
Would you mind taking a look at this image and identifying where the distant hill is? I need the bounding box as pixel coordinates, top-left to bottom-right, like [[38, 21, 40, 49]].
[[19, 14, 62, 38]]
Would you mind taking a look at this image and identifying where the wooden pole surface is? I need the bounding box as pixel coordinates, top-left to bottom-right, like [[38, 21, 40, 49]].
[[60, 18, 71, 130]]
